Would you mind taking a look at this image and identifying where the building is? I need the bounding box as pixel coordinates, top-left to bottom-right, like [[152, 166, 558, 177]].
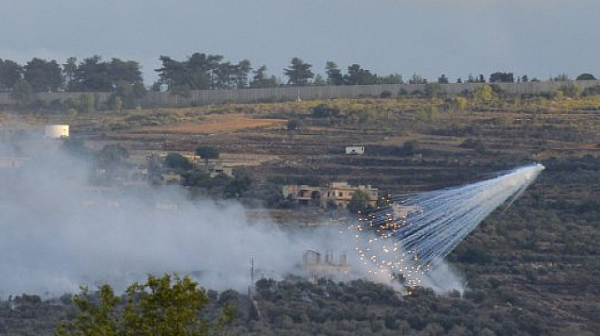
[[302, 250, 350, 282], [44, 125, 69, 139], [345, 145, 365, 155], [283, 182, 378, 209], [207, 162, 234, 178]]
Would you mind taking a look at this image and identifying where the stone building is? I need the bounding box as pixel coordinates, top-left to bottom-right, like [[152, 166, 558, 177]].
[[283, 182, 378, 208]]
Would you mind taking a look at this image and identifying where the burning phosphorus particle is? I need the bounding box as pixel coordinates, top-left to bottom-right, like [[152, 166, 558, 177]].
[[352, 164, 544, 289]]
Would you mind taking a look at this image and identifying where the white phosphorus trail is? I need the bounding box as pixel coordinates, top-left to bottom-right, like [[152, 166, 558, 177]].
[[353, 164, 545, 288]]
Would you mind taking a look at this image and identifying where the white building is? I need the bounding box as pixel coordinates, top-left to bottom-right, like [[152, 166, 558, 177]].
[[345, 146, 364, 155], [44, 125, 69, 139]]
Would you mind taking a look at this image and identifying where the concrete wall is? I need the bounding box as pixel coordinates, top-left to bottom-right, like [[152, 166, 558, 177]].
[[1, 80, 599, 107]]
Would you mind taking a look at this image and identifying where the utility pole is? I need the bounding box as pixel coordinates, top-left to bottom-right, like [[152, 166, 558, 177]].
[[249, 257, 254, 298]]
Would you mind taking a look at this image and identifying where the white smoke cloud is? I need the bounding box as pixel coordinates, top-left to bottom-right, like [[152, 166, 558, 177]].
[[0, 139, 361, 297], [1, 136, 496, 298]]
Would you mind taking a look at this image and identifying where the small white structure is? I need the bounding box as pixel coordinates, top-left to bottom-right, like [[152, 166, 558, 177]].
[[345, 146, 364, 155], [44, 125, 69, 139]]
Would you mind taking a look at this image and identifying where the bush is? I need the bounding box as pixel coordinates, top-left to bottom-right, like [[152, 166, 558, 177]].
[[312, 104, 340, 118], [559, 83, 582, 98], [287, 119, 301, 131], [379, 90, 392, 99]]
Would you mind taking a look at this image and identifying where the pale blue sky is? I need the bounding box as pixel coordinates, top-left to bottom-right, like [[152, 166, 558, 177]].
[[1, 0, 599, 84]]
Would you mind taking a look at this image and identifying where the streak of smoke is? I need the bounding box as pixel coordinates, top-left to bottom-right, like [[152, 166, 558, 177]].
[[355, 164, 544, 293]]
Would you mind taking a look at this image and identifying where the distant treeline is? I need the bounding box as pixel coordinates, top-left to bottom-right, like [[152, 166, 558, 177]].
[[2, 53, 599, 96]]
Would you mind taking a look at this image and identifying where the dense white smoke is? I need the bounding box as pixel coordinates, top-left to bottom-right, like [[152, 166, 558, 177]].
[[0, 138, 541, 298], [0, 140, 352, 297]]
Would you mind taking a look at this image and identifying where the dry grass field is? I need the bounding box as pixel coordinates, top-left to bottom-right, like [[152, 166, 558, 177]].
[[133, 113, 286, 134]]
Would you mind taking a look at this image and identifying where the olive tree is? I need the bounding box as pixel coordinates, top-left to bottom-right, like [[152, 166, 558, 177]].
[[56, 274, 234, 336]]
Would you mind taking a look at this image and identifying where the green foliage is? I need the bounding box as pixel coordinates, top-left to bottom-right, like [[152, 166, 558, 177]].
[[451, 96, 468, 111], [98, 144, 129, 167], [472, 85, 494, 103], [250, 65, 278, 88], [110, 96, 124, 112], [459, 139, 486, 153], [56, 274, 213, 336], [0, 58, 22, 91], [489, 72, 514, 83], [415, 106, 439, 122], [195, 146, 219, 160], [71, 55, 142, 92], [284, 58, 314, 86], [424, 83, 443, 98], [164, 153, 193, 171], [344, 64, 377, 85], [23, 58, 63, 92], [325, 61, 344, 85], [223, 175, 252, 198], [347, 189, 372, 214], [456, 247, 492, 264], [379, 90, 392, 99], [286, 119, 301, 131], [582, 84, 600, 97], [10, 79, 34, 106], [401, 140, 420, 156], [408, 73, 427, 84], [559, 83, 582, 98], [79, 94, 95, 113], [576, 73, 596, 81], [156, 53, 251, 91], [312, 104, 341, 118]]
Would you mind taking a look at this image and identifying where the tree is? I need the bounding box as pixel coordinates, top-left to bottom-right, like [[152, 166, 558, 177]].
[[559, 83, 582, 98], [165, 153, 193, 171], [284, 58, 314, 86], [224, 175, 252, 198], [402, 140, 420, 156], [250, 65, 277, 88], [22, 58, 63, 92], [110, 96, 123, 112], [576, 73, 596, 81], [10, 79, 33, 106], [344, 64, 377, 85], [553, 73, 570, 82], [108, 58, 143, 85], [63, 57, 78, 91], [111, 80, 147, 109], [451, 96, 468, 111], [78, 93, 96, 113], [424, 83, 443, 98], [408, 74, 427, 84], [377, 73, 403, 84], [195, 146, 219, 166], [347, 189, 372, 213], [98, 144, 129, 168], [55, 274, 230, 336], [489, 72, 514, 83], [287, 119, 301, 131], [313, 74, 326, 86], [472, 85, 494, 103], [234, 59, 252, 88], [0, 58, 22, 91], [73, 55, 113, 91], [325, 61, 344, 85]]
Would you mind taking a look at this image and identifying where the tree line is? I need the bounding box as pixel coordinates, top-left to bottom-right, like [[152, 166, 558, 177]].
[[1, 53, 598, 97]]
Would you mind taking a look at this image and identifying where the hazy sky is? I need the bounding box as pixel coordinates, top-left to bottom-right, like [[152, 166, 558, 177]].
[[1, 0, 599, 84]]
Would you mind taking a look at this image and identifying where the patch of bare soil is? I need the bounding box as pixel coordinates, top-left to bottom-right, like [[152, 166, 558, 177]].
[[135, 114, 286, 134]]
